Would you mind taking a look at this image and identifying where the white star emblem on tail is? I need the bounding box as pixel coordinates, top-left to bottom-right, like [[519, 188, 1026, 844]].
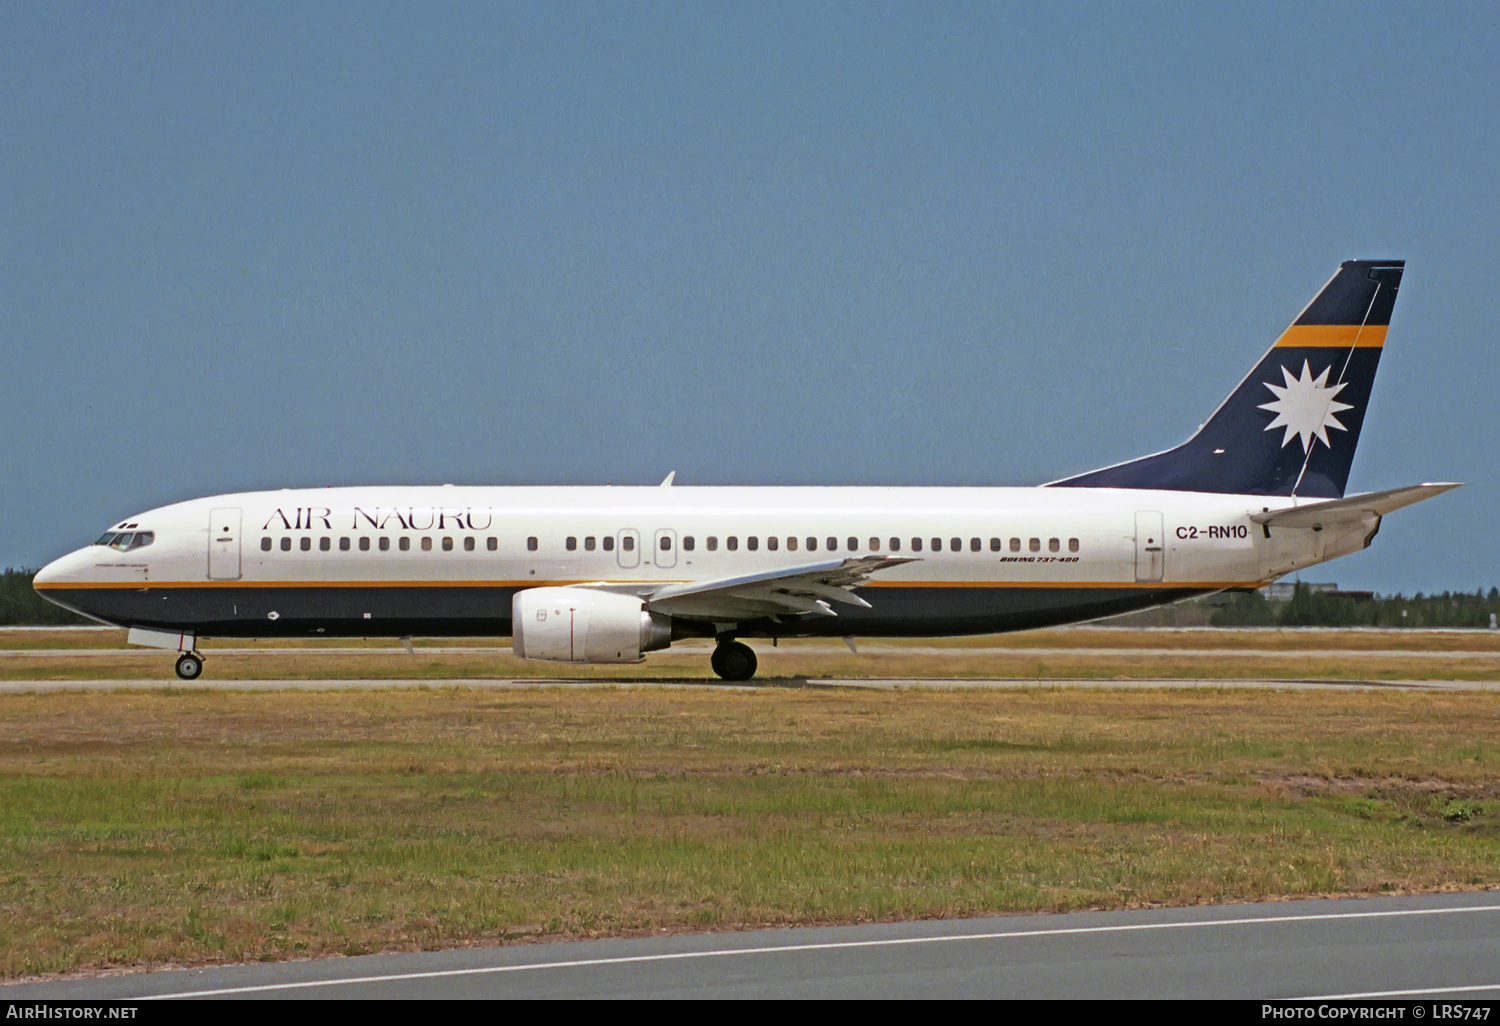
[[1258, 360, 1354, 453]]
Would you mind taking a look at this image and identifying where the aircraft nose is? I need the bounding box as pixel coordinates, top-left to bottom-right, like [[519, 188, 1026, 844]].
[[33, 556, 63, 588], [33, 549, 86, 588], [32, 548, 105, 622]]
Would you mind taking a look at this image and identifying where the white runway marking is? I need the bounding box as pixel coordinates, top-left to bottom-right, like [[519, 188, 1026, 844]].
[[1307, 983, 1500, 999], [148, 903, 1500, 999]]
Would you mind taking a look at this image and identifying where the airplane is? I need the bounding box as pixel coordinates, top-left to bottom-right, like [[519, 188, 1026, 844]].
[[33, 259, 1458, 682]]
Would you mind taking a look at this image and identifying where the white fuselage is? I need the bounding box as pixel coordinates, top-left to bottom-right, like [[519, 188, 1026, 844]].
[[33, 484, 1350, 642]]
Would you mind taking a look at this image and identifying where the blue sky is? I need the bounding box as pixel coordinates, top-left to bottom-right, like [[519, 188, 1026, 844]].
[[2, 2, 1495, 594]]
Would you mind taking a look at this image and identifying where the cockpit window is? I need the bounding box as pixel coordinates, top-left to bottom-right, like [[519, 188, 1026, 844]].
[[99, 531, 153, 551]]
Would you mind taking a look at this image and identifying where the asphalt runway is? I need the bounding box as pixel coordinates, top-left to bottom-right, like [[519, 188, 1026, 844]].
[[5, 893, 1499, 999], [3, 676, 1499, 692]]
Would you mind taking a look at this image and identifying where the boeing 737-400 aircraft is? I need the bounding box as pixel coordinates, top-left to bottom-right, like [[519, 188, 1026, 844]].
[[35, 260, 1457, 681]]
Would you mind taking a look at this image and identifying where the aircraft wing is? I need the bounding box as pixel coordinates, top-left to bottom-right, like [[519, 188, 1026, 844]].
[[643, 556, 918, 621], [1250, 482, 1462, 531]]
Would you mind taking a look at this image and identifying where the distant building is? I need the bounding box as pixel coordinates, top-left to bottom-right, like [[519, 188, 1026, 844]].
[[1257, 582, 1374, 602], [1260, 581, 1339, 601]]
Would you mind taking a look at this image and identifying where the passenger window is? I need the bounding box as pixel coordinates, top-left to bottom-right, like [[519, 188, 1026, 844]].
[[683, 536, 694, 551], [261, 538, 272, 551], [1049, 538, 1060, 552], [787, 537, 798, 551], [339, 537, 350, 551], [528, 537, 539, 551], [1010, 538, 1021, 552], [281, 537, 291, 551], [706, 536, 717, 551], [603, 536, 615, 551], [767, 537, 778, 551], [584, 536, 596, 551], [622, 536, 634, 552], [300, 537, 311, 551], [990, 538, 1001, 552], [848, 537, 858, 551], [951, 538, 961, 552], [912, 538, 923, 552], [319, 537, 331, 551], [807, 537, 817, 551], [931, 538, 941, 552], [970, 538, 981, 552], [442, 537, 454, 552], [1069, 538, 1080, 552], [727, 537, 739, 551], [422, 537, 433, 552], [889, 537, 900, 552], [566, 537, 577, 551], [1029, 538, 1040, 552], [360, 537, 371, 551], [747, 537, 758, 551], [379, 537, 390, 551], [827, 537, 837, 551], [487, 537, 497, 551], [661, 536, 672, 551], [869, 537, 881, 551], [464, 537, 475, 551], [400, 537, 410, 551]]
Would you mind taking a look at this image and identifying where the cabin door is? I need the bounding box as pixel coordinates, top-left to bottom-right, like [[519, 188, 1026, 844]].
[[208, 508, 243, 580], [1134, 511, 1165, 583], [616, 529, 641, 569], [654, 529, 677, 568]]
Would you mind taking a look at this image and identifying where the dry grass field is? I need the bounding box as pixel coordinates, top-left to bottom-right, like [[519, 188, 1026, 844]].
[[2, 666, 1499, 978], [2, 628, 1497, 978]]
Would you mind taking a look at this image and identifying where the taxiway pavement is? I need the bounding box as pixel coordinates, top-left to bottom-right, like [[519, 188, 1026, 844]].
[[5, 892, 1499, 1000]]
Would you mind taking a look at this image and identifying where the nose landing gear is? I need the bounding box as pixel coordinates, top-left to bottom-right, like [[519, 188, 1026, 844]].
[[711, 641, 757, 682], [174, 652, 204, 681]]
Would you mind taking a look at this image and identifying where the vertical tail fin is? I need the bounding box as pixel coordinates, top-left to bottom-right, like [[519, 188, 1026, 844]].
[[1049, 259, 1403, 498]]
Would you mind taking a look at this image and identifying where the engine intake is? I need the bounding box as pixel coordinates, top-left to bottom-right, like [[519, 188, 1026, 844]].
[[512, 588, 672, 663]]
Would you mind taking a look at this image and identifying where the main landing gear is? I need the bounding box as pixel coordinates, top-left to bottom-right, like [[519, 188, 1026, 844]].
[[174, 652, 204, 681], [711, 640, 757, 682]]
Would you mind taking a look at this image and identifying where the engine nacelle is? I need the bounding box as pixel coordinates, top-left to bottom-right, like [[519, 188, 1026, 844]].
[[511, 588, 673, 663]]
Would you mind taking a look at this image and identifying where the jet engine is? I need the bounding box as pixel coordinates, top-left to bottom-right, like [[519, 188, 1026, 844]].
[[511, 588, 672, 663]]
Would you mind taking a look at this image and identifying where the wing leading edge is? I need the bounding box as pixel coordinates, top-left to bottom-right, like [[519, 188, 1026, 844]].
[[644, 556, 919, 621]]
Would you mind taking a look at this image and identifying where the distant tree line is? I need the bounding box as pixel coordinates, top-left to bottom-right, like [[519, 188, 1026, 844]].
[[0, 569, 93, 626], [1210, 583, 1500, 629]]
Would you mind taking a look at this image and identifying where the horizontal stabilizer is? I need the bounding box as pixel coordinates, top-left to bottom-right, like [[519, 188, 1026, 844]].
[[1250, 482, 1461, 531]]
